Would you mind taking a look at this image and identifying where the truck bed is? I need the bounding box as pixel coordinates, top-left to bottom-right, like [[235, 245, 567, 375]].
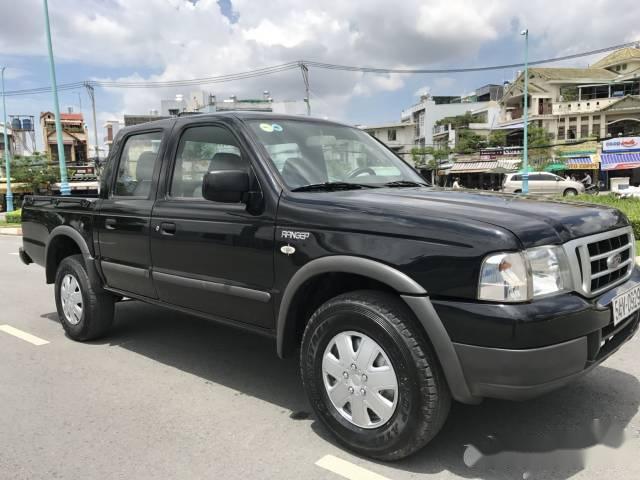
[[21, 195, 100, 269]]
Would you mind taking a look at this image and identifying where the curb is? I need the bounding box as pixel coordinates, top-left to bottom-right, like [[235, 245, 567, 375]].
[[0, 226, 22, 236]]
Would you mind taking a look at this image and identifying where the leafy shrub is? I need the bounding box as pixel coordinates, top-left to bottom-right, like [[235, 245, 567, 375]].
[[5, 209, 21, 224]]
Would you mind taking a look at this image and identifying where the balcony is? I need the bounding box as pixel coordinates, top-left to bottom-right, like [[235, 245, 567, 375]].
[[432, 124, 451, 136], [552, 97, 619, 115]]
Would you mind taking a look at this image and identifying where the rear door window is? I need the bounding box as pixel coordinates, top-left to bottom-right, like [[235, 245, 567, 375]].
[[113, 131, 163, 198]]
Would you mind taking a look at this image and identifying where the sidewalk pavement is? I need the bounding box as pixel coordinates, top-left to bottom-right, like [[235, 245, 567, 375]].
[[0, 226, 22, 236]]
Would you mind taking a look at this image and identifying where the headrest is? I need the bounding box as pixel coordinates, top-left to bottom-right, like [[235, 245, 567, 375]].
[[136, 151, 157, 180], [209, 152, 247, 171]]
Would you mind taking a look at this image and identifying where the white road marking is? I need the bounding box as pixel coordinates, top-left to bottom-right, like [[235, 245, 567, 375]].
[[0, 325, 50, 346], [315, 455, 391, 480]]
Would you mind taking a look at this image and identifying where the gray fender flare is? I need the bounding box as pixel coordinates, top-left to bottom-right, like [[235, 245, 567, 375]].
[[276, 255, 478, 404], [45, 226, 103, 290]]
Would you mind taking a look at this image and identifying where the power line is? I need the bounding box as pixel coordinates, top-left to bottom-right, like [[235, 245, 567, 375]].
[[3, 38, 639, 96], [305, 39, 640, 74]]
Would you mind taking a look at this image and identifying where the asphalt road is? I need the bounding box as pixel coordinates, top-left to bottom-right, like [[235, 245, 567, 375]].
[[1, 234, 639, 480]]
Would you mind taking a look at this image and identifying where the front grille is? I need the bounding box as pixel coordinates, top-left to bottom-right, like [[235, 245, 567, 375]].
[[563, 227, 635, 297]]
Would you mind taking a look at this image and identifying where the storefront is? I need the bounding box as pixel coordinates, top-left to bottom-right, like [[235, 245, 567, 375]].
[[449, 158, 520, 190], [600, 136, 640, 188], [554, 141, 600, 183]]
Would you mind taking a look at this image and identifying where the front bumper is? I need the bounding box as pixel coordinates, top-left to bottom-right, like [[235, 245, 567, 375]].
[[434, 268, 640, 401]]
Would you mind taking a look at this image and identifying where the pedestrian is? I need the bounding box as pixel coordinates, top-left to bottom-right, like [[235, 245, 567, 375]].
[[452, 177, 461, 189]]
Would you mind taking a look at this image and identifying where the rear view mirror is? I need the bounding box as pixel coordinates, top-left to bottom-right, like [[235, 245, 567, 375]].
[[202, 170, 250, 203]]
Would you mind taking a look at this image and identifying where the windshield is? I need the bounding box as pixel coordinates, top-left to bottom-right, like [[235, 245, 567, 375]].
[[246, 119, 425, 189]]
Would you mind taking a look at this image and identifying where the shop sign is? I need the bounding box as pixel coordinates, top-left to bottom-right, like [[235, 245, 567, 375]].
[[602, 136, 640, 153]]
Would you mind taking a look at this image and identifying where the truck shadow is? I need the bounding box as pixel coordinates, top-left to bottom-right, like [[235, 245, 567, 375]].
[[43, 301, 640, 479]]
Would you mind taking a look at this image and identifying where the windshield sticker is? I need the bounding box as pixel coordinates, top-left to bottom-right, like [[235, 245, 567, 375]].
[[259, 123, 283, 133]]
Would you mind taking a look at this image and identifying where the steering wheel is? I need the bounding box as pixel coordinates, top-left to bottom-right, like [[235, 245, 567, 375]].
[[347, 166, 376, 179]]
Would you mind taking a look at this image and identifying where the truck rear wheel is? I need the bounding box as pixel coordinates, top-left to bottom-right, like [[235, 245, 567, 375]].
[[300, 290, 451, 461], [54, 254, 115, 341]]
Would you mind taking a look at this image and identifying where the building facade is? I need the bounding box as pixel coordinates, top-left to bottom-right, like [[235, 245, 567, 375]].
[[40, 111, 89, 164], [498, 47, 640, 144], [432, 101, 502, 151], [401, 85, 503, 148], [361, 121, 416, 162], [103, 120, 123, 153], [0, 122, 13, 164]]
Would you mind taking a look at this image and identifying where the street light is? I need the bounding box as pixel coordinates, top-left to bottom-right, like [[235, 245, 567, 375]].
[[42, 0, 70, 196], [521, 28, 529, 194], [1, 66, 13, 212]]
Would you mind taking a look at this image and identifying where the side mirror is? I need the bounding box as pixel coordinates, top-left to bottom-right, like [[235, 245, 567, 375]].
[[202, 170, 250, 203]]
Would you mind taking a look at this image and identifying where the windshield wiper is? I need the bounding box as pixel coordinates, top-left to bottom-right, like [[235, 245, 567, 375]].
[[382, 180, 429, 188], [291, 182, 379, 192]]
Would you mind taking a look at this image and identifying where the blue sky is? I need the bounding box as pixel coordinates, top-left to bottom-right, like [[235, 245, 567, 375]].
[[1, 0, 639, 151]]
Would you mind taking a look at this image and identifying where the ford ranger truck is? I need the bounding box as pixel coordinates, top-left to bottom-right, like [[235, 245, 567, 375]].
[[19, 113, 640, 460]]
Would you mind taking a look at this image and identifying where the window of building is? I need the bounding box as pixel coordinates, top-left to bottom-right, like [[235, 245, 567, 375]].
[[616, 65, 621, 71], [387, 129, 397, 141], [567, 126, 577, 140], [622, 63, 627, 70], [580, 124, 589, 138], [558, 125, 566, 139], [114, 131, 163, 197], [569, 117, 577, 123], [170, 125, 243, 199], [592, 122, 600, 137]]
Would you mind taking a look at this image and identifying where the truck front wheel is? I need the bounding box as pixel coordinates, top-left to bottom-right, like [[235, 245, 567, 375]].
[[54, 254, 115, 341], [300, 290, 451, 460]]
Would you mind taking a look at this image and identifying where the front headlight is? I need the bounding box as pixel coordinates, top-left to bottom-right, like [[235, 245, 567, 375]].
[[478, 246, 572, 302], [525, 246, 572, 297]]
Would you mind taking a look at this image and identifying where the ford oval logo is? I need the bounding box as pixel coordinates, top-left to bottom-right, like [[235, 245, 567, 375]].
[[607, 253, 622, 269]]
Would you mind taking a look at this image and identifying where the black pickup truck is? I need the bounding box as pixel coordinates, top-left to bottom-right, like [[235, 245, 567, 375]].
[[20, 112, 640, 460]]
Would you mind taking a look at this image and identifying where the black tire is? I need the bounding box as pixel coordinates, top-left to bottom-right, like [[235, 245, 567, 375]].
[[54, 254, 115, 341], [300, 290, 451, 461], [513, 189, 522, 194], [563, 188, 578, 197]]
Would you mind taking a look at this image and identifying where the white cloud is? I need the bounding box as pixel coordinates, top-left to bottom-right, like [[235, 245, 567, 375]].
[[2, 0, 640, 132]]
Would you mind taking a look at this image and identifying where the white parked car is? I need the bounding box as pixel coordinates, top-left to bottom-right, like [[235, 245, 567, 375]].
[[502, 172, 586, 196]]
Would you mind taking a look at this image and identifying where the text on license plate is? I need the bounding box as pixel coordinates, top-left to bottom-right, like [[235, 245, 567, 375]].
[[612, 284, 640, 326]]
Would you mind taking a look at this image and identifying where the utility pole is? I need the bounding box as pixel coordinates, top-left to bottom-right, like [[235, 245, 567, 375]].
[[43, 0, 70, 195], [85, 82, 99, 160], [1, 66, 13, 212], [300, 62, 311, 116], [521, 29, 529, 194]]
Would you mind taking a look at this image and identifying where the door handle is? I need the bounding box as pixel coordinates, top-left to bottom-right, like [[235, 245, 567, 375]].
[[105, 218, 117, 230], [160, 222, 176, 235]]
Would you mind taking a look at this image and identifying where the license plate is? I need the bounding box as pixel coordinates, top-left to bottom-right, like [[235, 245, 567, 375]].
[[612, 284, 640, 326]]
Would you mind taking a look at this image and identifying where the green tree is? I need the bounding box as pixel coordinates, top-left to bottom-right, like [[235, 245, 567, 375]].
[[487, 130, 507, 147], [11, 154, 66, 194], [528, 126, 554, 166], [411, 146, 432, 167], [454, 129, 486, 154]]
